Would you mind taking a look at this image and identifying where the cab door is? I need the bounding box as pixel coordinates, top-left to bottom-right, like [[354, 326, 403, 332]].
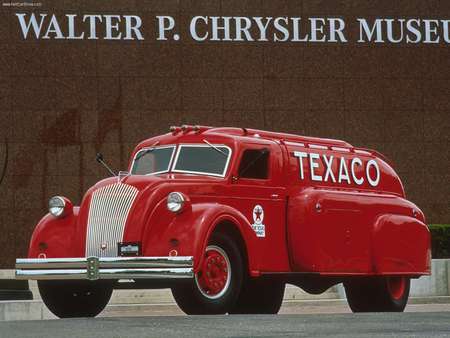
[[226, 142, 290, 273]]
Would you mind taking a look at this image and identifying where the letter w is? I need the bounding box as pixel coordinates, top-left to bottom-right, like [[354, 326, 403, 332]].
[[16, 13, 47, 39]]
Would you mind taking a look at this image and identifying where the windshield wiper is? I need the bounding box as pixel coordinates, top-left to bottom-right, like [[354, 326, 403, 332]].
[[203, 140, 228, 157], [135, 148, 155, 161], [134, 142, 160, 161]]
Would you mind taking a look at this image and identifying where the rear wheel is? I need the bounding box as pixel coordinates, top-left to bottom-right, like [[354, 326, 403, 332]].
[[38, 280, 113, 318], [344, 277, 410, 312], [229, 278, 285, 314], [171, 232, 243, 314]]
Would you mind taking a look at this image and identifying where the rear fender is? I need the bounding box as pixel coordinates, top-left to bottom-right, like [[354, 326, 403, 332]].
[[372, 214, 431, 275]]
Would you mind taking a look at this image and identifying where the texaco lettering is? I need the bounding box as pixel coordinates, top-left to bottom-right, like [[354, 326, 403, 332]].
[[293, 151, 381, 187]]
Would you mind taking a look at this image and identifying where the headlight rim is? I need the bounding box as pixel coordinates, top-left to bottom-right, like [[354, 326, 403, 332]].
[[167, 192, 185, 213], [48, 196, 67, 218]]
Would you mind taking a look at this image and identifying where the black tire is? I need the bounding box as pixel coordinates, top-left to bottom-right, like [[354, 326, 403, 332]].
[[344, 277, 410, 313], [171, 232, 243, 314], [38, 280, 113, 318], [229, 278, 285, 314]]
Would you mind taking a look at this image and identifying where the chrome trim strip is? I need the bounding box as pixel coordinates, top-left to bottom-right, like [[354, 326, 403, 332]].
[[100, 257, 194, 268], [309, 144, 329, 150], [16, 256, 194, 269], [15, 256, 194, 281], [16, 269, 87, 280], [331, 146, 351, 153], [98, 268, 193, 279], [16, 260, 86, 269], [15, 268, 194, 280], [284, 141, 305, 148]]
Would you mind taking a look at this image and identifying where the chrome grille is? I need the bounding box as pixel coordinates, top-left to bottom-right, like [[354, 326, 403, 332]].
[[86, 182, 139, 257]]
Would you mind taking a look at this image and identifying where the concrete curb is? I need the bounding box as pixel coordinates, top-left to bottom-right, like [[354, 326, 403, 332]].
[[2, 296, 450, 321]]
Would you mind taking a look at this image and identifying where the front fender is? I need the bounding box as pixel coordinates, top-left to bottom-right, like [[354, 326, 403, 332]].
[[141, 202, 259, 274], [27, 208, 79, 258], [196, 204, 260, 274]]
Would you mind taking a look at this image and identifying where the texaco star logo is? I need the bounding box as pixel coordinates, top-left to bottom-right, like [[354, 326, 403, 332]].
[[252, 205, 266, 238], [253, 205, 264, 225]]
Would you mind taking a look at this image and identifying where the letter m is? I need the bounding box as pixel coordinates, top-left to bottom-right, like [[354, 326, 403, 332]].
[[357, 18, 384, 43], [16, 13, 47, 39]]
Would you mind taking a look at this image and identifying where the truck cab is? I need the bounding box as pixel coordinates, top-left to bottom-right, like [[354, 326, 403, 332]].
[[16, 125, 431, 317]]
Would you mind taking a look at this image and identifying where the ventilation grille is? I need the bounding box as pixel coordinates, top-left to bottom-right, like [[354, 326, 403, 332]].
[[85, 182, 139, 257]]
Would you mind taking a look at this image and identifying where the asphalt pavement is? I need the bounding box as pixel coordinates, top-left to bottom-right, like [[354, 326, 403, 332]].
[[1, 311, 449, 338]]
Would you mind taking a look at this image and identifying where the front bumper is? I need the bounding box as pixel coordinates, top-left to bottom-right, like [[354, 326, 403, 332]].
[[15, 256, 194, 281]]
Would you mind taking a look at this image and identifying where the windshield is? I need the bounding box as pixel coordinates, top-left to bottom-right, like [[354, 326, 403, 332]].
[[173, 144, 232, 177], [131, 146, 175, 175]]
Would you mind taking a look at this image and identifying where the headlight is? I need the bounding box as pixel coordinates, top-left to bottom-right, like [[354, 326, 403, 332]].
[[167, 192, 185, 213], [48, 196, 66, 217]]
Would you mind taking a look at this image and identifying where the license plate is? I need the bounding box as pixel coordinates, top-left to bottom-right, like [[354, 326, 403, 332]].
[[118, 242, 141, 256]]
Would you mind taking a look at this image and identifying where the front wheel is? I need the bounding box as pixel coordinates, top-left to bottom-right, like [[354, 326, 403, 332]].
[[38, 280, 113, 318], [344, 277, 410, 312], [171, 232, 243, 314]]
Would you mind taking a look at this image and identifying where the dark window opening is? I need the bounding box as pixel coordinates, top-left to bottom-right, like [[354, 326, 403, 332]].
[[238, 149, 270, 179], [173, 145, 231, 177], [132, 146, 175, 175]]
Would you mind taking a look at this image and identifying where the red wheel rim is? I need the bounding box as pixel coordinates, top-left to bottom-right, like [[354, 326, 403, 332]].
[[195, 245, 231, 299], [387, 277, 406, 300]]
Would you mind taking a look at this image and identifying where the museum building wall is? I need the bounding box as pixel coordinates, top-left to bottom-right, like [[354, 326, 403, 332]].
[[0, 0, 448, 267]]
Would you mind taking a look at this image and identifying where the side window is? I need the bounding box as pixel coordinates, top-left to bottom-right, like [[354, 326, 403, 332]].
[[238, 149, 270, 179]]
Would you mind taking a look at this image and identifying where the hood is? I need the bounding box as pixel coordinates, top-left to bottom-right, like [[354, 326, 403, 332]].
[[73, 173, 225, 257]]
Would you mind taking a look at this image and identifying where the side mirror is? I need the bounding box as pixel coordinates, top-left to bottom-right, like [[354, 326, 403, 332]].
[[95, 153, 116, 177]]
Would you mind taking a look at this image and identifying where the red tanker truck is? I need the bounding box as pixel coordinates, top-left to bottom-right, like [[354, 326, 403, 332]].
[[16, 126, 431, 317]]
